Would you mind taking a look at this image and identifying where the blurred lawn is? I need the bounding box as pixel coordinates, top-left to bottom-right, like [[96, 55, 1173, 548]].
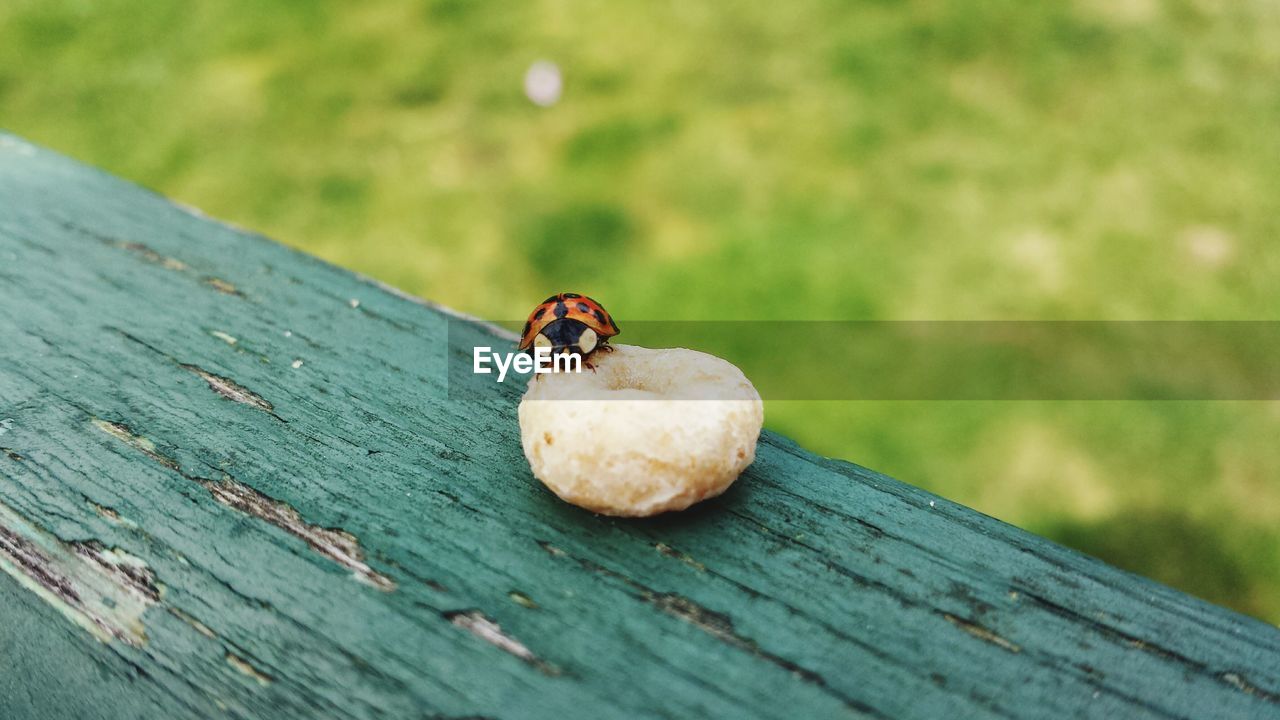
[[2, 0, 1277, 622]]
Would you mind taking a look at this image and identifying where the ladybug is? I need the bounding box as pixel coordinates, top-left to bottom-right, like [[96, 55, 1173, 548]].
[[518, 292, 619, 364]]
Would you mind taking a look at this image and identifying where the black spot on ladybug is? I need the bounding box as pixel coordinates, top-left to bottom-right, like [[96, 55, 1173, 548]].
[[563, 292, 582, 299], [592, 308, 606, 324], [522, 321, 531, 336], [543, 295, 559, 304], [533, 307, 546, 320], [609, 316, 619, 331], [554, 302, 568, 319], [576, 302, 591, 313]]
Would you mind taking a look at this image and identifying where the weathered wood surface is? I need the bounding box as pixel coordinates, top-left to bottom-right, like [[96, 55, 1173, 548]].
[[0, 132, 1277, 720]]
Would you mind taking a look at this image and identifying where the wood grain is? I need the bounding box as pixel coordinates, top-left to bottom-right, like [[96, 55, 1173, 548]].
[[0, 132, 1277, 719]]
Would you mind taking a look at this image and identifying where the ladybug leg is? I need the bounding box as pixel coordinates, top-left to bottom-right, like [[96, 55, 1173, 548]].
[[598, 344, 615, 354]]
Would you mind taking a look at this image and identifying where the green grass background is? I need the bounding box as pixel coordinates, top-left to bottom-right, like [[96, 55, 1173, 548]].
[[2, 0, 1277, 622]]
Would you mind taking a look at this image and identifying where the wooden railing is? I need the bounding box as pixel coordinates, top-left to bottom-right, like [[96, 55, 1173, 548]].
[[1, 133, 1277, 719]]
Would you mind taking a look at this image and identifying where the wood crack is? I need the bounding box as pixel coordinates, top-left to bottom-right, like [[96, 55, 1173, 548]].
[[941, 612, 1021, 653], [93, 418, 395, 591], [180, 364, 283, 420], [444, 609, 561, 676], [0, 499, 158, 646], [1021, 589, 1280, 705], [109, 328, 286, 421], [536, 541, 888, 718]]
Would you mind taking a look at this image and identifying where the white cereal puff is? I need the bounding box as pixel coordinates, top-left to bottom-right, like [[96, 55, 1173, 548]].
[[518, 345, 763, 517]]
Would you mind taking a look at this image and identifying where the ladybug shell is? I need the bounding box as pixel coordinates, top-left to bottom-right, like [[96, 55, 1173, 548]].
[[518, 293, 619, 351]]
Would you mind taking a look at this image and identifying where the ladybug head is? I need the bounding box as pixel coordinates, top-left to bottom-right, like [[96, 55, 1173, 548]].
[[530, 318, 600, 357]]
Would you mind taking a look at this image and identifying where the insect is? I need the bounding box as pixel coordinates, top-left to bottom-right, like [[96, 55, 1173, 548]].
[[517, 292, 619, 366]]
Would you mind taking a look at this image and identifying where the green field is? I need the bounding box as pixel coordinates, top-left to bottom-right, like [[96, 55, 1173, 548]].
[[3, 0, 1277, 623]]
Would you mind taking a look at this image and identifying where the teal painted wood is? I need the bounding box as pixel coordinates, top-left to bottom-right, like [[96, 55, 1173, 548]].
[[0, 131, 1277, 720]]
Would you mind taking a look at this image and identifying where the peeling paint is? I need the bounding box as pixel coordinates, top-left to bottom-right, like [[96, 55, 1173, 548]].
[[93, 419, 180, 470], [169, 607, 217, 639], [645, 592, 740, 645], [226, 652, 273, 686], [93, 419, 395, 590], [536, 541, 566, 557], [1220, 672, 1280, 703], [509, 591, 538, 609], [180, 364, 280, 419], [655, 542, 706, 572], [72, 541, 163, 603], [109, 240, 189, 271], [90, 501, 139, 530], [445, 610, 559, 675], [943, 613, 1022, 653], [0, 500, 157, 646], [199, 476, 397, 591], [211, 330, 238, 346], [204, 277, 242, 296]]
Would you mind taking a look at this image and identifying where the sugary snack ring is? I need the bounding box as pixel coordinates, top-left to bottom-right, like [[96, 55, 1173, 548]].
[[518, 345, 764, 517]]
